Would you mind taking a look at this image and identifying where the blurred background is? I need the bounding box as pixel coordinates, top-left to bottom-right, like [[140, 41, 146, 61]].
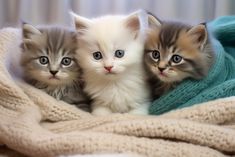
[[0, 0, 235, 28]]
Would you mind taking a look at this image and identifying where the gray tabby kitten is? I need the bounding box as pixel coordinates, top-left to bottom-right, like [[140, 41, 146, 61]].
[[144, 14, 214, 98], [20, 23, 90, 110]]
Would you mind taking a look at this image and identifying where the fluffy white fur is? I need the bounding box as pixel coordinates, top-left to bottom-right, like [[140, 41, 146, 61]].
[[72, 11, 151, 116]]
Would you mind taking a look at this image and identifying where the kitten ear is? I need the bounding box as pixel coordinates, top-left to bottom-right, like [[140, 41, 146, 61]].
[[148, 13, 161, 28], [70, 31, 79, 43], [20, 39, 39, 51], [70, 11, 91, 30], [22, 22, 41, 39], [21, 22, 41, 50], [187, 24, 208, 49], [124, 11, 141, 32]]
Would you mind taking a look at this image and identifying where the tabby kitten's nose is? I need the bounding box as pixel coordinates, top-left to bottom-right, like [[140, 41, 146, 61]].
[[158, 67, 166, 72], [50, 70, 58, 75], [104, 66, 113, 72]]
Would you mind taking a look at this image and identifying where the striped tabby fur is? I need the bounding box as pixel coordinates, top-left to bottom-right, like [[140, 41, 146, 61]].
[[20, 23, 90, 111], [144, 14, 214, 98]]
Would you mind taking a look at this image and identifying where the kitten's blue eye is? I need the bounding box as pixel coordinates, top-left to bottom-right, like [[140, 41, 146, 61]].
[[152, 50, 160, 60], [39, 56, 49, 65], [93, 51, 102, 60], [115, 50, 125, 58], [61, 57, 72, 66], [171, 55, 183, 63]]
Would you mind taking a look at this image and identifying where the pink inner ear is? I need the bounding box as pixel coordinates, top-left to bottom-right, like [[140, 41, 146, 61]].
[[188, 25, 207, 44], [125, 16, 140, 39], [125, 15, 140, 32], [126, 18, 139, 31]]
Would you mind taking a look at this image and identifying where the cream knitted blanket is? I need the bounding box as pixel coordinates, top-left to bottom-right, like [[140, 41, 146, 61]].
[[0, 28, 235, 157]]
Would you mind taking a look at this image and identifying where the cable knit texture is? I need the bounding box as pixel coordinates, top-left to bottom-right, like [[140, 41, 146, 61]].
[[150, 16, 235, 115], [0, 16, 235, 157]]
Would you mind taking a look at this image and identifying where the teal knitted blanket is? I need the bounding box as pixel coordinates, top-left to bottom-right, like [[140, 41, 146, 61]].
[[149, 16, 235, 115]]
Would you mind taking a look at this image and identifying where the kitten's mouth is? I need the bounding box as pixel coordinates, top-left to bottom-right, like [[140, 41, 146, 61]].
[[49, 76, 60, 80], [159, 72, 168, 77], [105, 71, 116, 75]]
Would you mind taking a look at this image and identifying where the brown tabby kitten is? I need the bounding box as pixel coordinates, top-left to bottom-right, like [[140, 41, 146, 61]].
[[20, 23, 90, 110], [144, 14, 214, 98]]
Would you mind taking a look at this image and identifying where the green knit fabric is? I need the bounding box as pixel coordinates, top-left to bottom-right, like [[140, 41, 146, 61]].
[[149, 16, 235, 115]]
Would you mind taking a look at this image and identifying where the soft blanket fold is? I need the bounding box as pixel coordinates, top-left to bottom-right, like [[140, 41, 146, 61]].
[[0, 16, 235, 157], [150, 16, 235, 115]]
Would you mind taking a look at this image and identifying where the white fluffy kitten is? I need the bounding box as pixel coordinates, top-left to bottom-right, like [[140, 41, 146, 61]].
[[71, 11, 151, 116]]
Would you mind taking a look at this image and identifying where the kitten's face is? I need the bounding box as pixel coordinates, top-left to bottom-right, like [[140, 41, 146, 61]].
[[145, 17, 209, 83], [72, 13, 143, 79], [21, 24, 80, 86]]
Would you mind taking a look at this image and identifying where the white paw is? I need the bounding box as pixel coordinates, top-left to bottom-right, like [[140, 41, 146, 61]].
[[128, 104, 149, 115], [92, 106, 113, 116]]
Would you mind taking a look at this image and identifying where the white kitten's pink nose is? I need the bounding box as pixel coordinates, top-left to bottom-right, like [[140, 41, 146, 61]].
[[104, 66, 113, 72]]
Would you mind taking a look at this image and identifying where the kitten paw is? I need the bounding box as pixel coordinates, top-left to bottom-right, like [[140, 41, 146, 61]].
[[128, 105, 149, 115], [92, 107, 112, 116]]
